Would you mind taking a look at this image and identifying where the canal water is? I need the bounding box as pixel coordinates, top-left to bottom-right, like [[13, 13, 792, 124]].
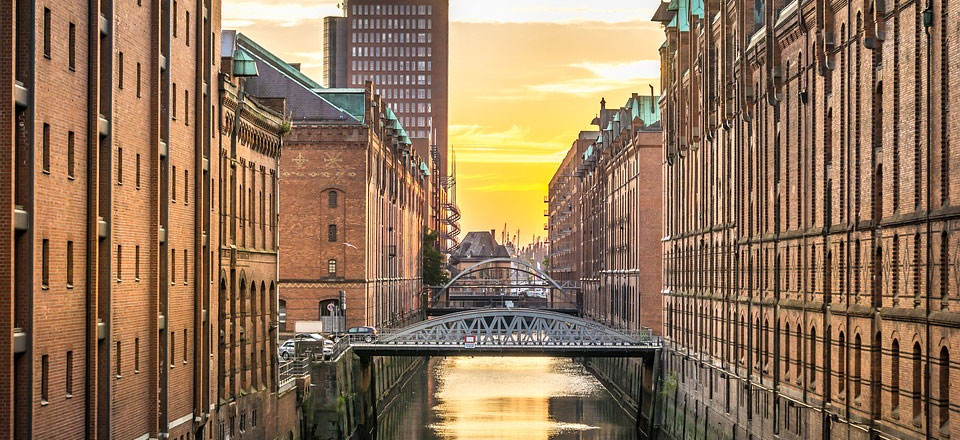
[[375, 356, 638, 439]]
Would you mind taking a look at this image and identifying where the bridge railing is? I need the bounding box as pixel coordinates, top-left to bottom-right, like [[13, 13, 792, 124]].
[[278, 358, 310, 390], [350, 328, 663, 348]]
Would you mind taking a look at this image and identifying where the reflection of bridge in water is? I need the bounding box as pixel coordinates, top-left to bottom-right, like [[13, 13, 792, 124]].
[[428, 257, 581, 316]]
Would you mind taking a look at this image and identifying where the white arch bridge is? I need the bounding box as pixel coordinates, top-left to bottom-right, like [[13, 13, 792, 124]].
[[429, 257, 581, 315], [350, 308, 661, 357]]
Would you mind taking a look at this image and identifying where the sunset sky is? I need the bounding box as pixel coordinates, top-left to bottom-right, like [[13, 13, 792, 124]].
[[224, 0, 664, 246]]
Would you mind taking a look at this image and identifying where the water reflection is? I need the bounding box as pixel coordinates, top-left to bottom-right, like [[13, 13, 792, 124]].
[[375, 357, 637, 440]]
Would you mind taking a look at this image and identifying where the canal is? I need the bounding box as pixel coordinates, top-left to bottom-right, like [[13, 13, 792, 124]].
[[374, 356, 639, 439]]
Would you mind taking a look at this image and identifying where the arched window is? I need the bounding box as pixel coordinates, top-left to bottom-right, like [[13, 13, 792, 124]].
[[328, 190, 338, 208], [328, 259, 337, 277], [763, 318, 770, 369], [250, 283, 257, 318], [796, 323, 803, 383], [941, 346, 951, 429], [740, 315, 746, 365], [854, 333, 862, 398], [756, 317, 762, 368], [784, 322, 791, 376], [913, 342, 923, 419], [873, 332, 882, 418], [892, 339, 901, 411], [838, 331, 846, 393], [810, 326, 818, 386]]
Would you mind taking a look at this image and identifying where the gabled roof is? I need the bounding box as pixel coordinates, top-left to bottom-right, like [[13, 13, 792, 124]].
[[236, 33, 322, 90], [651, 1, 675, 23], [233, 32, 363, 124], [451, 231, 511, 260]]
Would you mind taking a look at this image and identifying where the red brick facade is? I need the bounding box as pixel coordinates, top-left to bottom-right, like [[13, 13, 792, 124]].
[[274, 86, 427, 332], [548, 94, 663, 333], [2, 3, 296, 438], [657, 0, 960, 438]]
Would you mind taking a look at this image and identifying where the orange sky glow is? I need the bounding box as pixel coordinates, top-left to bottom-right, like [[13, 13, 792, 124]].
[[224, 0, 664, 246]]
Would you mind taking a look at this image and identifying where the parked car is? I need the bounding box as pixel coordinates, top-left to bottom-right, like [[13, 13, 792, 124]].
[[279, 339, 296, 360], [347, 326, 378, 343]]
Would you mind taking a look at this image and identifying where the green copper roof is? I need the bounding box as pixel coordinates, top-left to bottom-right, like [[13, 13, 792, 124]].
[[314, 90, 366, 122], [420, 162, 430, 175], [583, 145, 594, 161], [232, 49, 259, 77], [627, 95, 662, 127], [692, 0, 704, 17], [667, 0, 690, 31]]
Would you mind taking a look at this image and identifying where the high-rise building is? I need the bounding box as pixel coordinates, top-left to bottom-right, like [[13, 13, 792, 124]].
[[0, 0, 298, 435], [656, 0, 960, 438], [323, 0, 450, 174]]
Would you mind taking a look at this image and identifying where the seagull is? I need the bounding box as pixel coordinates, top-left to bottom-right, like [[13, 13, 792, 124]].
[[342, 242, 358, 250]]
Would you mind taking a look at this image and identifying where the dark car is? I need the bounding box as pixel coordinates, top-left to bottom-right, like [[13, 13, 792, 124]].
[[347, 326, 378, 343]]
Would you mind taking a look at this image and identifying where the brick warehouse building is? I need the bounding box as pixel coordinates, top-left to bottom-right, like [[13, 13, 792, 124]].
[[656, 0, 960, 439], [235, 34, 428, 332], [1, 0, 296, 435], [548, 94, 663, 333]]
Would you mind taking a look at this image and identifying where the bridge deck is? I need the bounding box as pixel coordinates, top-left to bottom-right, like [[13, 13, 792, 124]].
[[426, 306, 579, 316], [351, 343, 660, 358]]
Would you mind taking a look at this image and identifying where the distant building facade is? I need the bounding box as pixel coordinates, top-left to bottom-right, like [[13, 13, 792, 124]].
[[656, 0, 960, 439], [548, 93, 662, 333], [1, 1, 296, 436], [239, 34, 428, 331]]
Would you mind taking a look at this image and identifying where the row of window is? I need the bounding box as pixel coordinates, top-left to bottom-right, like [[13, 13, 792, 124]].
[[353, 59, 432, 76], [351, 32, 432, 51], [38, 350, 73, 404], [666, 231, 948, 302], [352, 17, 432, 31], [351, 43, 432, 59], [41, 8, 76, 70], [42, 0, 193, 75], [39, 241, 211, 289], [352, 4, 433, 17], [39, 124, 75, 177]]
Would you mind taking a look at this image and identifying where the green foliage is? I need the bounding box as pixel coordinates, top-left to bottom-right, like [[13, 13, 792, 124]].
[[661, 371, 678, 396], [423, 228, 449, 286]]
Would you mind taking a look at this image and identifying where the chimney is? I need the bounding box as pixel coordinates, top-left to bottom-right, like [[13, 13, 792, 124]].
[[649, 84, 656, 112], [290, 63, 302, 71], [490, 229, 496, 238], [600, 97, 606, 111]]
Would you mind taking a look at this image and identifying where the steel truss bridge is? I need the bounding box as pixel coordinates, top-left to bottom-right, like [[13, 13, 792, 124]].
[[350, 308, 661, 357], [428, 257, 581, 316]]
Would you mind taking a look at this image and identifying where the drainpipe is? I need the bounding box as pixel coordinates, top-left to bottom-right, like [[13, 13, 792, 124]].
[[922, 2, 933, 439]]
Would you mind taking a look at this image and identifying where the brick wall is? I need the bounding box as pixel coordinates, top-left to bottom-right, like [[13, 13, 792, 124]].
[[657, 1, 960, 439]]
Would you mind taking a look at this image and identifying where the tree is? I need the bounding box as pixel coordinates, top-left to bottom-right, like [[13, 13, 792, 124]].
[[423, 228, 449, 286]]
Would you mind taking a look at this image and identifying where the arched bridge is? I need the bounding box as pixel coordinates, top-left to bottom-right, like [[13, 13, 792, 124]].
[[350, 308, 661, 357], [429, 258, 581, 315]]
